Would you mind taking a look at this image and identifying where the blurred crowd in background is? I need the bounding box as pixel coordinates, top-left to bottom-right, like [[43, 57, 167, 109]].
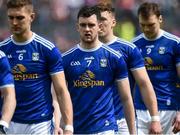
[[0, 0, 179, 52]]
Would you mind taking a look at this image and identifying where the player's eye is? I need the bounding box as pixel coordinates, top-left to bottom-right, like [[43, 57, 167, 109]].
[[80, 23, 86, 28], [100, 17, 106, 21], [8, 16, 14, 20], [16, 16, 25, 20], [88, 24, 95, 28], [8, 16, 25, 20]]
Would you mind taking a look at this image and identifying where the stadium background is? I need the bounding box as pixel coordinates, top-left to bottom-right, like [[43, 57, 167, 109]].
[[0, 0, 179, 52]]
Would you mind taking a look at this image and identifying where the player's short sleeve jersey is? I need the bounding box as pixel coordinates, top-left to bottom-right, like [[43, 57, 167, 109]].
[[175, 77, 180, 110], [0, 50, 14, 114], [0, 50, 14, 88], [132, 30, 180, 110], [175, 42, 180, 110], [0, 33, 64, 123], [106, 37, 145, 119], [62, 43, 128, 134]]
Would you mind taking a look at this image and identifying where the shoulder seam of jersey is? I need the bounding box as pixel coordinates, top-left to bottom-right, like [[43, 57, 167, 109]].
[[62, 45, 78, 57], [34, 35, 55, 50], [102, 45, 122, 58]]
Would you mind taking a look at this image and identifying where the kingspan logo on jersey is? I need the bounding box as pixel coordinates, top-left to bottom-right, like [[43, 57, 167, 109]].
[[144, 57, 163, 70], [144, 57, 153, 66], [73, 70, 104, 88], [176, 83, 180, 88], [12, 64, 39, 80]]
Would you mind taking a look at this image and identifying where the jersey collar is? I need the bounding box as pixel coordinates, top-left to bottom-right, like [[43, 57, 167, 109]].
[[104, 36, 118, 46], [11, 33, 35, 45], [77, 42, 103, 52]]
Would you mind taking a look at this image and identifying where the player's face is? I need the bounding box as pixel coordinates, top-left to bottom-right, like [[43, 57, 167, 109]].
[[77, 15, 100, 44], [139, 14, 162, 39], [98, 11, 116, 38], [7, 6, 34, 36]]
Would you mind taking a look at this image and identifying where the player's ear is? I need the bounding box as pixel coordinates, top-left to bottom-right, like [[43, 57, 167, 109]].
[[98, 21, 102, 31], [76, 23, 80, 32], [30, 12, 35, 22], [112, 18, 116, 27], [159, 15, 163, 23]]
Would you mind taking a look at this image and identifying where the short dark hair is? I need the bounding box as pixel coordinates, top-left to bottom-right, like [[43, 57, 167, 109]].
[[96, 3, 115, 14], [138, 2, 161, 19], [77, 5, 101, 20], [7, 0, 33, 11]]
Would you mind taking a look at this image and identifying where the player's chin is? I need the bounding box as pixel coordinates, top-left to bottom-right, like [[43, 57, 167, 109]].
[[98, 33, 104, 37], [144, 34, 154, 39], [11, 30, 22, 35], [84, 37, 93, 42], [98, 30, 103, 34], [83, 39, 94, 44]]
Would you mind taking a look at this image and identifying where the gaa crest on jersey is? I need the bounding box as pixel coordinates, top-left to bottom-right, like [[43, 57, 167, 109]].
[[158, 47, 165, 54], [70, 61, 81, 66], [32, 53, 39, 61], [100, 59, 107, 67]]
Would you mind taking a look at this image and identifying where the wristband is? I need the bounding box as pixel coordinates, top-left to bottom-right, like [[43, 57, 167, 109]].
[[0, 120, 9, 128], [64, 125, 74, 133], [151, 116, 160, 122]]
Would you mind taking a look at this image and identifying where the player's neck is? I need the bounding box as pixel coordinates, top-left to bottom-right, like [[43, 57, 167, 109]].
[[12, 31, 33, 43], [80, 39, 101, 49], [145, 29, 162, 40], [100, 33, 116, 44]]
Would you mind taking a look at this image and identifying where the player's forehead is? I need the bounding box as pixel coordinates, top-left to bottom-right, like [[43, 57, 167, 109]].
[[78, 15, 98, 24], [7, 6, 30, 16], [139, 14, 159, 23], [100, 11, 114, 20], [101, 11, 112, 16]]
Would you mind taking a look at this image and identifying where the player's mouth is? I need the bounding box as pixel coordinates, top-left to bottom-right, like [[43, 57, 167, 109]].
[[11, 27, 20, 31], [85, 33, 91, 38]]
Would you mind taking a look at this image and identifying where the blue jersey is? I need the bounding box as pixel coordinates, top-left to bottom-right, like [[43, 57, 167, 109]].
[[0, 33, 64, 123], [175, 41, 180, 110], [175, 78, 180, 110], [62, 43, 128, 134], [132, 30, 180, 110], [0, 50, 14, 88], [105, 37, 144, 119], [0, 50, 14, 114]]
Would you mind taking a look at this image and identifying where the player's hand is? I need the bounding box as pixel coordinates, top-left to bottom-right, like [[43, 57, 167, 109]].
[[172, 111, 180, 134], [54, 127, 63, 135], [149, 121, 162, 134]]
